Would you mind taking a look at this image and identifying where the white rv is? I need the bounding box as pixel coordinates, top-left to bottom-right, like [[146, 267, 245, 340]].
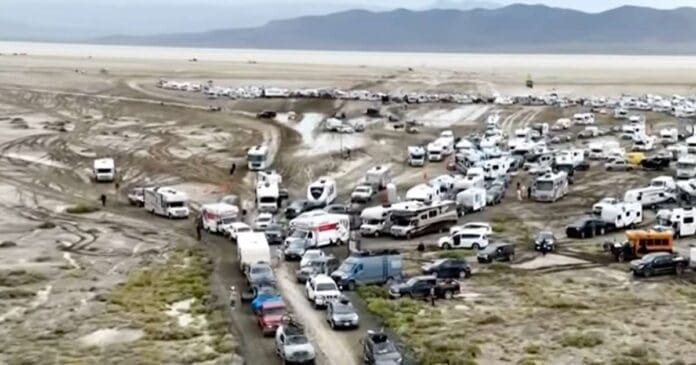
[[588, 140, 619, 160], [364, 165, 392, 190], [438, 131, 456, 155], [389, 200, 458, 239], [93, 158, 115, 182], [454, 167, 485, 192], [656, 207, 696, 238], [307, 177, 337, 207], [237, 232, 271, 271], [632, 135, 656, 151], [256, 181, 280, 212], [573, 113, 595, 125], [624, 187, 676, 208], [599, 202, 642, 229], [456, 188, 486, 214], [531, 171, 568, 202], [201, 203, 239, 233], [687, 135, 696, 154], [359, 201, 418, 236], [405, 183, 440, 204], [286, 214, 350, 247], [429, 175, 456, 197], [408, 146, 426, 167], [677, 156, 696, 179], [427, 142, 444, 162], [650, 176, 676, 192], [247, 145, 269, 171], [659, 128, 679, 145], [613, 108, 629, 119], [144, 187, 190, 218]]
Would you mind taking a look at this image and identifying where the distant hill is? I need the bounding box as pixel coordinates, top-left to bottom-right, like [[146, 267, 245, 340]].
[[99, 5, 696, 54]]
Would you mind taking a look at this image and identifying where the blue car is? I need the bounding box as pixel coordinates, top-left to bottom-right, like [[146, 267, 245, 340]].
[[251, 286, 282, 313]]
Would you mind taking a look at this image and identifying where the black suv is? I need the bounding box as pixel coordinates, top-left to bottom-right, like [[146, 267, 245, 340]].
[[285, 199, 317, 219], [477, 243, 515, 263], [388, 276, 460, 299], [361, 331, 402, 365], [264, 223, 286, 245], [630, 252, 688, 277], [565, 217, 609, 239], [421, 259, 471, 279], [534, 231, 556, 252]]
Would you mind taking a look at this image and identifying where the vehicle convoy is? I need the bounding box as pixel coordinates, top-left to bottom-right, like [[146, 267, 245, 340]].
[[326, 297, 360, 329], [305, 274, 341, 308], [389, 200, 458, 239], [421, 258, 472, 279], [331, 250, 403, 290], [247, 144, 269, 171], [361, 331, 403, 365], [93, 158, 116, 182], [389, 275, 460, 299], [201, 202, 238, 233], [630, 252, 689, 277], [275, 319, 317, 364], [608, 230, 675, 262], [143, 186, 190, 218]]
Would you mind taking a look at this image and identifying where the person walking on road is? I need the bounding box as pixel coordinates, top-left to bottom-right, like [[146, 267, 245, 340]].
[[229, 162, 236, 176], [429, 286, 436, 307], [229, 286, 237, 310], [99, 194, 107, 207], [196, 215, 203, 241], [516, 182, 522, 201]]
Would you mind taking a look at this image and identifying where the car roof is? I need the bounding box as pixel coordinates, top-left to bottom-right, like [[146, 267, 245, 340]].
[[643, 252, 671, 260], [231, 222, 250, 228], [312, 274, 335, 283]]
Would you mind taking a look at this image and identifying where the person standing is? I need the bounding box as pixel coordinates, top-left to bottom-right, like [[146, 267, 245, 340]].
[[527, 184, 532, 200], [516, 182, 522, 201], [230, 162, 236, 176], [196, 215, 203, 241], [99, 194, 107, 207], [229, 286, 237, 310], [429, 286, 436, 307]]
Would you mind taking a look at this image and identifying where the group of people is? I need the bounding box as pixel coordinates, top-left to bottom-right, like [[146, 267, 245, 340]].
[[516, 182, 532, 201]]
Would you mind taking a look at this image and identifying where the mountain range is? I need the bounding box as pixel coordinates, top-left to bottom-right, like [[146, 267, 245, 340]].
[[98, 5, 696, 54]]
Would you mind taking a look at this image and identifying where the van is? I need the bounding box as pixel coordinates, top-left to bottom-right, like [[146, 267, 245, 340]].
[[331, 250, 403, 290], [201, 203, 239, 234], [438, 230, 489, 250]]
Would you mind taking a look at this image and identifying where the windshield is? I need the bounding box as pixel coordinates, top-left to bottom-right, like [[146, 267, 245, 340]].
[[364, 219, 384, 225], [310, 187, 325, 199], [537, 232, 554, 241], [251, 266, 271, 275], [220, 217, 235, 225], [260, 197, 277, 203], [338, 259, 357, 273], [290, 230, 308, 239], [286, 335, 308, 345], [168, 202, 185, 208], [535, 181, 553, 191], [374, 342, 397, 355], [355, 187, 370, 193], [96, 168, 112, 173], [316, 283, 337, 292], [334, 304, 354, 314], [247, 153, 265, 162]]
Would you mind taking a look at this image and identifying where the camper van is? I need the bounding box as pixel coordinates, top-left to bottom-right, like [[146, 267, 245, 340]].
[[257, 181, 280, 212], [456, 188, 486, 214], [408, 146, 426, 167], [364, 165, 392, 190], [359, 201, 418, 237], [599, 202, 642, 230], [389, 201, 458, 239], [676, 156, 696, 179], [247, 145, 269, 171], [201, 203, 239, 234], [656, 207, 696, 238], [624, 187, 676, 208], [93, 158, 115, 182], [532, 171, 569, 202], [144, 187, 190, 218], [427, 142, 444, 162], [554, 149, 587, 171], [632, 135, 656, 151], [285, 214, 350, 248], [306, 177, 337, 207]]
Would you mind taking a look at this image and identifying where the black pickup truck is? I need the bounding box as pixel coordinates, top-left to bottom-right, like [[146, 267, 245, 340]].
[[388, 276, 460, 300], [630, 252, 689, 277]]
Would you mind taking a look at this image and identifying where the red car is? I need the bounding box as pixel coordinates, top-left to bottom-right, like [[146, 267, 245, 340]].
[[256, 300, 286, 336]]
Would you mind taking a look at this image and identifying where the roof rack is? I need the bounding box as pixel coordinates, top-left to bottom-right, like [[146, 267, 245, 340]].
[[281, 315, 305, 334]]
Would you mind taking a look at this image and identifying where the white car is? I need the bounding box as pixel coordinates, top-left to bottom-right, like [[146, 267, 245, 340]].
[[226, 222, 252, 241], [253, 213, 274, 231], [449, 222, 492, 236], [305, 274, 341, 308], [438, 229, 489, 250], [300, 249, 325, 268]]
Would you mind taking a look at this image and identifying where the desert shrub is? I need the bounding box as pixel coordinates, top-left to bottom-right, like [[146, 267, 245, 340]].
[[560, 332, 603, 348], [65, 204, 100, 214]]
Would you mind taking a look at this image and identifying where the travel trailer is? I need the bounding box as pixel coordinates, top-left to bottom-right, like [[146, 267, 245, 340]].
[[677, 156, 696, 179], [201, 203, 239, 234], [454, 167, 486, 192], [359, 201, 417, 237], [621, 123, 645, 140], [306, 177, 337, 207], [632, 135, 656, 152], [93, 158, 116, 182], [144, 187, 190, 218], [437, 131, 456, 155], [257, 181, 281, 212], [531, 171, 569, 202], [613, 108, 629, 119], [599, 202, 642, 230], [554, 149, 587, 171], [456, 188, 487, 214], [588, 140, 619, 160], [554, 118, 571, 130], [573, 113, 595, 125], [624, 187, 676, 208], [247, 145, 269, 171], [364, 165, 392, 190], [405, 184, 440, 204], [656, 207, 696, 238], [408, 146, 426, 167], [389, 201, 458, 239]]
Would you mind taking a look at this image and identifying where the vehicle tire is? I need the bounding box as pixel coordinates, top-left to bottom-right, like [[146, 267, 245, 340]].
[[472, 243, 480, 250], [406, 232, 412, 240], [347, 281, 356, 291], [374, 231, 380, 238], [607, 167, 612, 171], [676, 264, 685, 276], [644, 269, 653, 278], [443, 290, 453, 300], [330, 320, 336, 329], [443, 243, 451, 250], [462, 270, 472, 279]]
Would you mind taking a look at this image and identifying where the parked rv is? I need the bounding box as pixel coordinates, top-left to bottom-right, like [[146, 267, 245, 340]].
[[389, 201, 458, 239], [144, 187, 190, 218], [247, 145, 269, 171], [532, 171, 568, 202], [237, 232, 271, 271], [408, 146, 426, 167], [363, 165, 392, 190], [656, 207, 696, 238], [93, 158, 116, 182], [456, 188, 487, 214], [307, 177, 337, 207], [676, 155, 696, 179], [624, 187, 676, 208]]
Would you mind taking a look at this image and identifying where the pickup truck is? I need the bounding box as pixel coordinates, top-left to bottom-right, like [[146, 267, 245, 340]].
[[388, 276, 460, 300], [350, 184, 376, 203], [630, 252, 689, 277]]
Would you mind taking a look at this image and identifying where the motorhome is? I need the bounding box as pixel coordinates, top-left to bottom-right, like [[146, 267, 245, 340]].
[[553, 118, 571, 130], [454, 167, 485, 192], [554, 149, 587, 171], [93, 158, 115, 182], [237, 232, 271, 271], [405, 183, 440, 204], [201, 203, 239, 234], [573, 113, 595, 125], [389, 201, 458, 239], [285, 214, 350, 248], [588, 140, 619, 160], [650, 176, 676, 192], [599, 202, 642, 229], [144, 186, 190, 218], [359, 201, 417, 236], [429, 175, 456, 198], [481, 157, 511, 180], [427, 142, 444, 162], [306, 177, 337, 207], [456, 188, 486, 214], [247, 145, 269, 171], [621, 123, 645, 140], [656, 207, 696, 238], [257, 181, 280, 212], [408, 146, 426, 167], [532, 171, 569, 202], [624, 187, 676, 208], [364, 165, 392, 190], [438, 131, 456, 155], [523, 153, 553, 172], [660, 128, 679, 144], [677, 156, 696, 179], [613, 108, 629, 119]]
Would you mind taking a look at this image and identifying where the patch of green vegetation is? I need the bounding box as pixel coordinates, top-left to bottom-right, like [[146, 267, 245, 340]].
[[473, 313, 505, 325], [66, 204, 100, 214], [0, 269, 46, 287], [560, 332, 603, 348], [0, 288, 35, 299], [36, 221, 56, 229], [524, 344, 541, 355], [611, 357, 660, 365], [541, 297, 590, 310]]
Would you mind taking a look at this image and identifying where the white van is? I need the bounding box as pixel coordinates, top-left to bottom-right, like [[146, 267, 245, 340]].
[[144, 187, 190, 218], [531, 171, 568, 203], [438, 229, 489, 250], [201, 202, 239, 233], [427, 142, 444, 162], [408, 146, 426, 167], [93, 158, 115, 182], [237, 232, 271, 271], [247, 145, 269, 171], [257, 181, 280, 213], [677, 156, 696, 179]]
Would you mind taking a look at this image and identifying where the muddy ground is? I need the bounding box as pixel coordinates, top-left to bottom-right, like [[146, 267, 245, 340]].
[[1, 52, 696, 365]]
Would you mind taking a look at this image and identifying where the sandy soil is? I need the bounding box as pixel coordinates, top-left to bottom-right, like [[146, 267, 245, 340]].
[[1, 46, 696, 365]]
